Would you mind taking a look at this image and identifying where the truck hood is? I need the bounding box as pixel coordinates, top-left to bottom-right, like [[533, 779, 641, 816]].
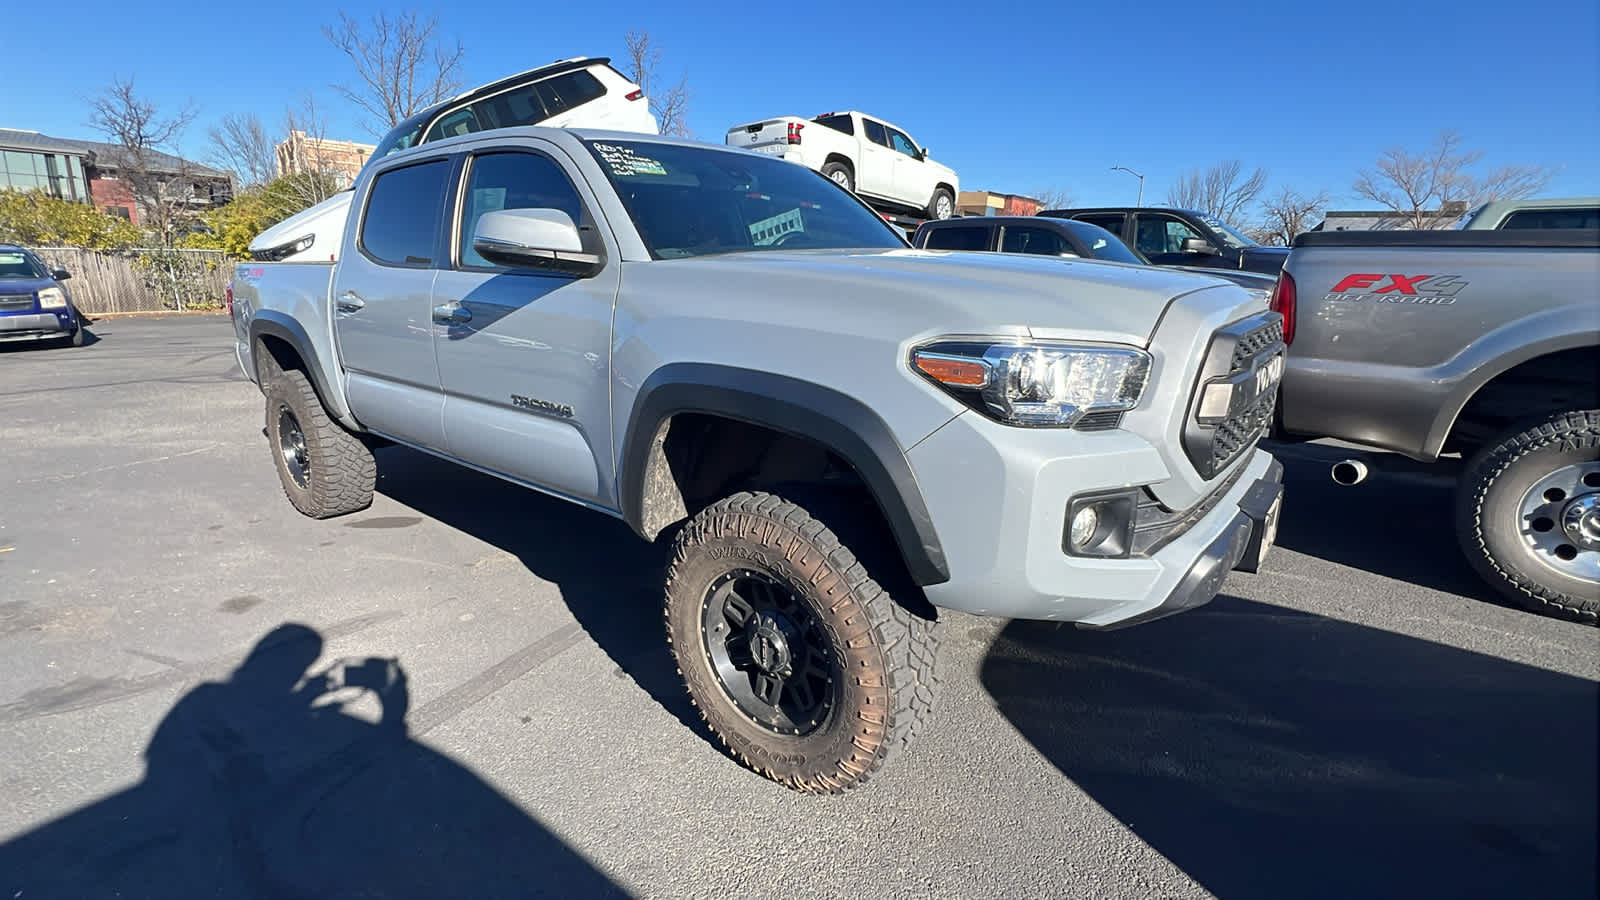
[[665, 249, 1242, 347], [0, 277, 56, 296]]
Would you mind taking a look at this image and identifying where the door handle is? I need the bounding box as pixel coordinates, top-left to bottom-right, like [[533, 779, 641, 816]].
[[432, 303, 472, 325], [336, 292, 365, 313]]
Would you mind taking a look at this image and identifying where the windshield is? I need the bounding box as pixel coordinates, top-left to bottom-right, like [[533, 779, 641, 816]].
[[584, 140, 906, 259], [1060, 221, 1146, 264], [0, 250, 47, 279], [1199, 215, 1259, 249]]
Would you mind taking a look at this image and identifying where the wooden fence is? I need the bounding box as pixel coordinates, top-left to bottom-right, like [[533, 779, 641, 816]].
[[28, 247, 232, 314]]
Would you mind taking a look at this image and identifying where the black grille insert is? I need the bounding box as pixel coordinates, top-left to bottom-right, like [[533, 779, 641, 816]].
[[1181, 312, 1285, 480]]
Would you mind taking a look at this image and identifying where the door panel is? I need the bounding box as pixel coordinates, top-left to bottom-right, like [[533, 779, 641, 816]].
[[886, 128, 932, 209], [333, 156, 453, 449], [432, 146, 619, 506], [858, 119, 897, 198], [1134, 213, 1222, 268]]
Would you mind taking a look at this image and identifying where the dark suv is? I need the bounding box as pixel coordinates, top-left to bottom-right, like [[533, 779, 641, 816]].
[[911, 216, 1279, 292], [1039, 207, 1289, 275], [0, 245, 83, 347]]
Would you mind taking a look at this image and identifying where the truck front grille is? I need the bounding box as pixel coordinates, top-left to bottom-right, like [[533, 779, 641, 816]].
[[0, 293, 34, 310], [1182, 312, 1285, 480]]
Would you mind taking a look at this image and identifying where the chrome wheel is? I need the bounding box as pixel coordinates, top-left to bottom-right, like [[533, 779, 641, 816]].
[[1519, 461, 1600, 582], [830, 169, 850, 187], [934, 193, 953, 219], [700, 568, 836, 736], [277, 406, 310, 489]]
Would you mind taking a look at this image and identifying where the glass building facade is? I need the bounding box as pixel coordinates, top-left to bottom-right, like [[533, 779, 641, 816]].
[[1, 149, 90, 202]]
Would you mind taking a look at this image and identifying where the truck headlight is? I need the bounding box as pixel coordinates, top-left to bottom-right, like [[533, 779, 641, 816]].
[[38, 287, 68, 309], [911, 338, 1151, 428]]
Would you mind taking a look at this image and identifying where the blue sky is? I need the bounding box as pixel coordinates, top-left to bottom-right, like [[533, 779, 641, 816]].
[[9, 0, 1598, 213]]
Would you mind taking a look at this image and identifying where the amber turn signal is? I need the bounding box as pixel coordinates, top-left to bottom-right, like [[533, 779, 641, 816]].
[[913, 352, 989, 387]]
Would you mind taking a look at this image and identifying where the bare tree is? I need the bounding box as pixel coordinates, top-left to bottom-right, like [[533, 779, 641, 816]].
[[1255, 187, 1331, 246], [1031, 186, 1075, 211], [1166, 160, 1268, 227], [1353, 130, 1551, 229], [623, 30, 692, 137], [323, 9, 464, 135], [88, 77, 200, 245], [208, 112, 276, 188]]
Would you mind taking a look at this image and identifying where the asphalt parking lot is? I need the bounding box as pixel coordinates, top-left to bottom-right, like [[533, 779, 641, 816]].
[[2, 316, 1596, 899]]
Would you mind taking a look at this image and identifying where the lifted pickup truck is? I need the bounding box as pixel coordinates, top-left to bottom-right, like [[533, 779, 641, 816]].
[[726, 110, 959, 220], [1272, 228, 1600, 622], [230, 127, 1285, 792]]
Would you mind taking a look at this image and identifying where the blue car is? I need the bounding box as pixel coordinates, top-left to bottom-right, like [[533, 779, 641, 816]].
[[0, 244, 85, 347]]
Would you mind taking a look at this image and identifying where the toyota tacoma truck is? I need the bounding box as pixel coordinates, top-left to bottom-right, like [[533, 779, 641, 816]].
[[1271, 228, 1600, 622], [229, 127, 1285, 792], [725, 110, 959, 220]]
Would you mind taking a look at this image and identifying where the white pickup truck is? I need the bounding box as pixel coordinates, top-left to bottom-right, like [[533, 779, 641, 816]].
[[727, 111, 959, 220]]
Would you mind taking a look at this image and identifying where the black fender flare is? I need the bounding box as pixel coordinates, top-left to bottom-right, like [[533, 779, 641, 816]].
[[619, 363, 950, 586], [248, 310, 338, 413]]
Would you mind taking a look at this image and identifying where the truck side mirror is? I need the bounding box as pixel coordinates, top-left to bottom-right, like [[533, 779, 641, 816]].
[[52, 269, 71, 281], [471, 208, 602, 277], [917, 148, 929, 161], [1180, 237, 1218, 255]]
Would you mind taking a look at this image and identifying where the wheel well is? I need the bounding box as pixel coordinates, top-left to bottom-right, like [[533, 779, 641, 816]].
[[254, 333, 305, 382], [822, 154, 853, 174], [1444, 346, 1600, 455], [638, 413, 861, 539], [935, 182, 954, 197]]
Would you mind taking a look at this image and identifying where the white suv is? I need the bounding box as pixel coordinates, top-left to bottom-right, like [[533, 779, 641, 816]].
[[250, 57, 657, 262]]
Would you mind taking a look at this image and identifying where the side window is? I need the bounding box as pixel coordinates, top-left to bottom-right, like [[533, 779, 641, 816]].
[[1001, 227, 1067, 256], [922, 226, 991, 251], [887, 129, 918, 157], [1502, 208, 1600, 229], [458, 152, 585, 269], [425, 108, 480, 143], [473, 85, 551, 130], [863, 120, 890, 147], [537, 71, 606, 117], [1135, 215, 1204, 255], [361, 159, 451, 266], [1073, 213, 1125, 236]]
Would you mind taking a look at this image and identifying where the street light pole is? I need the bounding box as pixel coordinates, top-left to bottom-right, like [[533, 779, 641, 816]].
[[1110, 165, 1144, 207]]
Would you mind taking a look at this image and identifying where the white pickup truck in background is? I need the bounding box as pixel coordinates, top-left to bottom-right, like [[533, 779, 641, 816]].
[[726, 110, 960, 220]]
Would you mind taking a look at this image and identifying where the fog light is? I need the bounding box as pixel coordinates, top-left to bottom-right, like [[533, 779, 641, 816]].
[[1070, 505, 1099, 548], [1198, 381, 1233, 422]]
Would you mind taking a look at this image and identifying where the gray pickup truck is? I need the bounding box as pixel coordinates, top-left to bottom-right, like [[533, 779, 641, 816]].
[[1273, 228, 1600, 622], [229, 127, 1286, 792]]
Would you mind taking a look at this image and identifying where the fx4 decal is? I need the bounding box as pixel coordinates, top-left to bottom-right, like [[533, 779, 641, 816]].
[[1326, 273, 1468, 305]]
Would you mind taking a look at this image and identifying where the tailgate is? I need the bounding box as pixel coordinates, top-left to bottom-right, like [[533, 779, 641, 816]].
[[725, 117, 805, 153]]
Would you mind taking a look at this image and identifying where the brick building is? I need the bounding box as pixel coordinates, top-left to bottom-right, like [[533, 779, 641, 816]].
[[0, 128, 232, 226], [956, 190, 1043, 217], [275, 131, 375, 188]]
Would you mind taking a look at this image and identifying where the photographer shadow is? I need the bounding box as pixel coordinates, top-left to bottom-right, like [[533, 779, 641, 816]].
[[0, 624, 626, 899]]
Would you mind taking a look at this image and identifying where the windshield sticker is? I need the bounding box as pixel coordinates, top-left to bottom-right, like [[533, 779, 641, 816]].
[[593, 143, 668, 177], [750, 209, 804, 245]]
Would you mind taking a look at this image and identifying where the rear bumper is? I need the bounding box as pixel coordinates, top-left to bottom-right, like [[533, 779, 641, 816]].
[[0, 310, 76, 341]]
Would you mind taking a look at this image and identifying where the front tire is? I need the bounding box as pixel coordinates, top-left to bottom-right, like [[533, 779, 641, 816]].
[[1457, 410, 1600, 624], [263, 368, 376, 519], [664, 491, 939, 792], [927, 188, 954, 220]]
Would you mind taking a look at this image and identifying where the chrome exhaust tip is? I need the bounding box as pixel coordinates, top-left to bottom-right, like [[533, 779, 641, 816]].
[[1331, 459, 1370, 486]]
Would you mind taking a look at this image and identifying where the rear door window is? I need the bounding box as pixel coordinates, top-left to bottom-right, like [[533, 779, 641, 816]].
[[537, 70, 607, 116], [1501, 208, 1600, 229], [814, 114, 854, 135], [1001, 226, 1068, 255], [360, 158, 452, 267], [863, 120, 890, 148], [922, 225, 992, 251], [1072, 213, 1126, 236]]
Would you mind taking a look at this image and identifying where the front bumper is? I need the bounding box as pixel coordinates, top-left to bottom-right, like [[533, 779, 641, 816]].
[[909, 412, 1282, 627], [0, 310, 76, 342]]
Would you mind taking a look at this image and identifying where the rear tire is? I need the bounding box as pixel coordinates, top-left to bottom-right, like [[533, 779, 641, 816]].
[[264, 368, 376, 519], [821, 161, 854, 193], [1457, 410, 1600, 624], [665, 491, 939, 793]]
